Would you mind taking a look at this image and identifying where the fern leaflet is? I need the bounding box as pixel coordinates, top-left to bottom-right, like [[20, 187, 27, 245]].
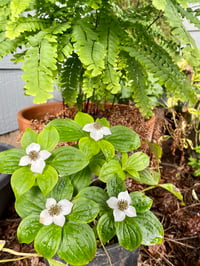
[[72, 21, 106, 77]]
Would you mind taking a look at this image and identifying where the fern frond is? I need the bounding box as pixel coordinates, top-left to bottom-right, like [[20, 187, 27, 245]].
[[10, 0, 33, 21], [158, 0, 197, 47], [51, 22, 71, 34], [57, 34, 73, 62], [177, 6, 200, 30], [126, 57, 154, 118], [124, 44, 196, 105], [59, 55, 82, 105], [0, 0, 11, 6], [6, 17, 47, 39], [98, 12, 121, 93], [72, 21, 106, 77], [86, 0, 102, 9], [0, 32, 23, 59], [151, 0, 166, 11], [102, 65, 121, 93], [22, 37, 57, 103]]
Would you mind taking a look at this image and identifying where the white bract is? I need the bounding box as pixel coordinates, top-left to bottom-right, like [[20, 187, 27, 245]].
[[106, 191, 137, 222], [82, 122, 111, 141], [40, 198, 73, 227], [19, 143, 51, 174]]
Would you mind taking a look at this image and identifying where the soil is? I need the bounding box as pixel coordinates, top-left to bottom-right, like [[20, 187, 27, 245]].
[[0, 103, 199, 266]]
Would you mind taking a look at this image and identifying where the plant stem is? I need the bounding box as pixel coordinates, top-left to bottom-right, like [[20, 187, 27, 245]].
[[0, 256, 30, 263], [2, 247, 40, 257], [141, 185, 156, 192]]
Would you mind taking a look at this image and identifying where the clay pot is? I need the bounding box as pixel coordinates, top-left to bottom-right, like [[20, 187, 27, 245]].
[[0, 143, 14, 217], [17, 102, 68, 132]]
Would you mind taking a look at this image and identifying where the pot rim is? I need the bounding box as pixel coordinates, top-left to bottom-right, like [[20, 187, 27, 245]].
[[0, 143, 14, 189]]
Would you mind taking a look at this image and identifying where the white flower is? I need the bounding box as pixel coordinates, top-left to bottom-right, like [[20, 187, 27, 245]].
[[106, 191, 137, 222], [40, 198, 73, 227], [19, 143, 51, 174], [82, 122, 111, 141]]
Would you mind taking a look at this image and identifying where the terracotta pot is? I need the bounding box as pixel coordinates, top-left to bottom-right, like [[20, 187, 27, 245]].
[[17, 102, 67, 132], [0, 143, 14, 217], [17, 101, 163, 146], [46, 244, 139, 266]]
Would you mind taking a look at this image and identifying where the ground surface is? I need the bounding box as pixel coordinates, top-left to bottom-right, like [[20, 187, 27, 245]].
[[0, 104, 199, 266]]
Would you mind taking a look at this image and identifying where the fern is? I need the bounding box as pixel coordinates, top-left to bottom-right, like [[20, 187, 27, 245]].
[[57, 34, 73, 62], [126, 56, 154, 118], [0, 32, 23, 59], [98, 12, 121, 93], [22, 37, 57, 103], [177, 6, 200, 30], [72, 20, 106, 77], [6, 17, 47, 39], [0, 0, 199, 115], [157, 0, 197, 47], [60, 55, 83, 105], [10, 0, 33, 21], [125, 44, 195, 104]]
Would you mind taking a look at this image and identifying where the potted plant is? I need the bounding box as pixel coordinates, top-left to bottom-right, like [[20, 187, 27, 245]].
[[0, 142, 14, 218], [0, 112, 183, 265], [0, 0, 199, 119]]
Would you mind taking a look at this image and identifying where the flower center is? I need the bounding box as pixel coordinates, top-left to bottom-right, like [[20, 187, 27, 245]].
[[93, 122, 103, 130], [117, 200, 128, 211], [48, 204, 62, 216], [29, 151, 39, 161]]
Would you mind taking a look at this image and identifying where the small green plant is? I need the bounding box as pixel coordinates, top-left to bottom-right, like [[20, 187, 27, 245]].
[[188, 145, 200, 176], [0, 112, 183, 265]]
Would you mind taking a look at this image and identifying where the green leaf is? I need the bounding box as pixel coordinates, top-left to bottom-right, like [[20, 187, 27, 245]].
[[50, 146, 89, 176], [37, 165, 58, 196], [107, 175, 126, 198], [129, 192, 153, 213], [15, 187, 45, 218], [34, 224, 62, 259], [68, 198, 99, 223], [159, 183, 183, 202], [37, 126, 59, 151], [10, 0, 32, 20], [49, 175, 73, 201], [17, 215, 42, 243], [146, 141, 162, 163], [78, 136, 100, 159], [96, 117, 110, 127], [99, 160, 125, 182], [47, 259, 66, 266], [121, 152, 128, 169], [74, 111, 94, 126], [134, 211, 164, 245], [11, 167, 36, 198], [0, 148, 25, 174], [98, 140, 115, 160], [126, 168, 140, 181], [20, 128, 38, 149], [76, 186, 109, 212], [58, 222, 96, 265], [105, 126, 141, 152], [48, 119, 85, 142], [69, 167, 91, 195], [116, 218, 142, 251], [139, 169, 160, 185], [89, 157, 106, 176], [97, 213, 115, 243], [125, 152, 150, 172]]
